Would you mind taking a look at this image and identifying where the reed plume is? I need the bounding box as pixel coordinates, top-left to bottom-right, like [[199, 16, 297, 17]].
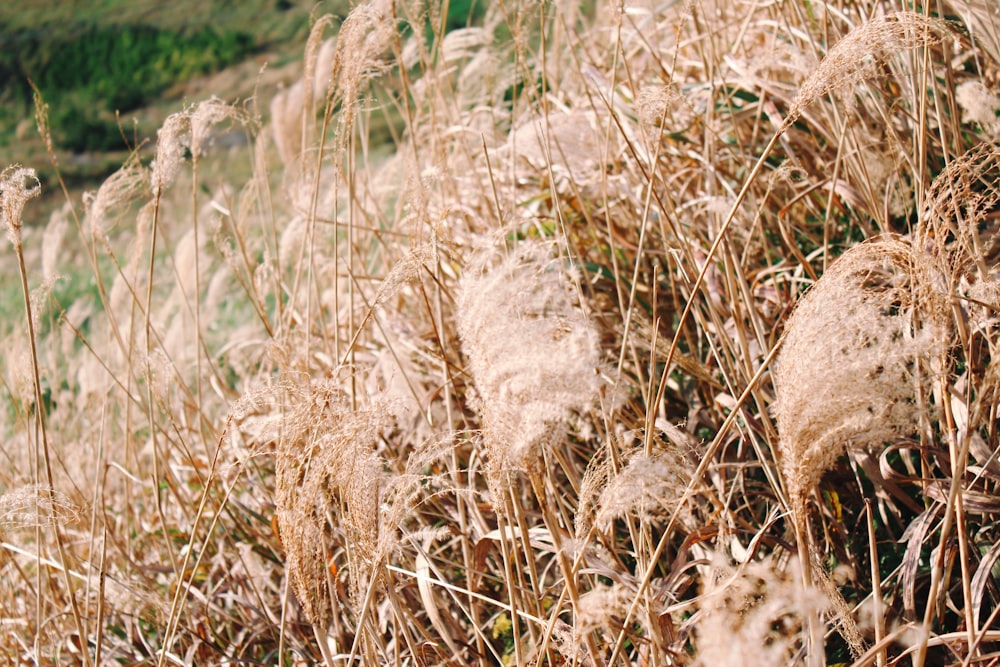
[[457, 239, 601, 498], [274, 379, 389, 627], [786, 12, 951, 128]]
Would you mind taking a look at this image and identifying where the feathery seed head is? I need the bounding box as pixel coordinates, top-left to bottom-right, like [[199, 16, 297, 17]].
[[636, 84, 689, 134], [787, 12, 951, 128], [0, 484, 79, 534], [956, 81, 1000, 137], [774, 237, 947, 517], [83, 156, 145, 239], [324, 0, 394, 105], [695, 554, 827, 666], [274, 379, 391, 625], [915, 143, 1000, 285], [457, 240, 602, 497], [189, 98, 241, 159], [0, 165, 40, 246], [594, 446, 693, 531], [151, 112, 190, 196]]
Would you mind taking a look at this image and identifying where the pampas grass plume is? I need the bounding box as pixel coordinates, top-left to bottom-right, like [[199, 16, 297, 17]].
[[457, 240, 601, 495], [775, 238, 945, 530], [787, 12, 950, 127], [274, 379, 390, 626], [0, 166, 40, 247], [695, 554, 828, 666]]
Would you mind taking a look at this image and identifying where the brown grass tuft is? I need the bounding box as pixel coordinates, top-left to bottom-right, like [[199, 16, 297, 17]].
[[694, 554, 828, 666], [787, 12, 951, 127], [274, 378, 390, 626], [774, 237, 947, 516], [7, 0, 1000, 663], [457, 239, 602, 499]]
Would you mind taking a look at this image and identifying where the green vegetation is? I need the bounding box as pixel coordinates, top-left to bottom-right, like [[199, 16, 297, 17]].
[[2, 24, 251, 152], [9, 25, 253, 109]]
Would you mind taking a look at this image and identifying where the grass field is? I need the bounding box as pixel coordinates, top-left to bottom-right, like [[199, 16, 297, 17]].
[[2, 0, 1000, 665]]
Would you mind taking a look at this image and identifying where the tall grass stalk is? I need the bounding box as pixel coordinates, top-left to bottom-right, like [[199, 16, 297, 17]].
[[2, 166, 89, 666]]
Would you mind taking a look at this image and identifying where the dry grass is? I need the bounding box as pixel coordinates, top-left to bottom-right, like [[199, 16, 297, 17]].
[[3, 1, 1000, 665]]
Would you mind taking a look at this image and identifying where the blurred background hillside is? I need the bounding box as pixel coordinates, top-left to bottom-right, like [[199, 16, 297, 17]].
[[0, 0, 484, 215]]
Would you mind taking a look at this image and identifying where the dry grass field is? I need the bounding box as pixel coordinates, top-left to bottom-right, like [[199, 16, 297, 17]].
[[2, 0, 1000, 664]]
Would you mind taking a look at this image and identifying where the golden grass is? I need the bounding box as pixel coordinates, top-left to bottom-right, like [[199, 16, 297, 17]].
[[3, 1, 1000, 665]]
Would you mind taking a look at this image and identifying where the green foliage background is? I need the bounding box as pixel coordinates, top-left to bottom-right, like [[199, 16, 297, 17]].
[[1, 25, 255, 152]]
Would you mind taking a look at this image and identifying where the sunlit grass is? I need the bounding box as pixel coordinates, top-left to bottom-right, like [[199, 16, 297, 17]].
[[3, 1, 1000, 665]]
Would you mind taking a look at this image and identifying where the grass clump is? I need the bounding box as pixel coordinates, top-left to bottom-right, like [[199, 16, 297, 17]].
[[457, 238, 604, 496], [4, 1, 1000, 665]]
